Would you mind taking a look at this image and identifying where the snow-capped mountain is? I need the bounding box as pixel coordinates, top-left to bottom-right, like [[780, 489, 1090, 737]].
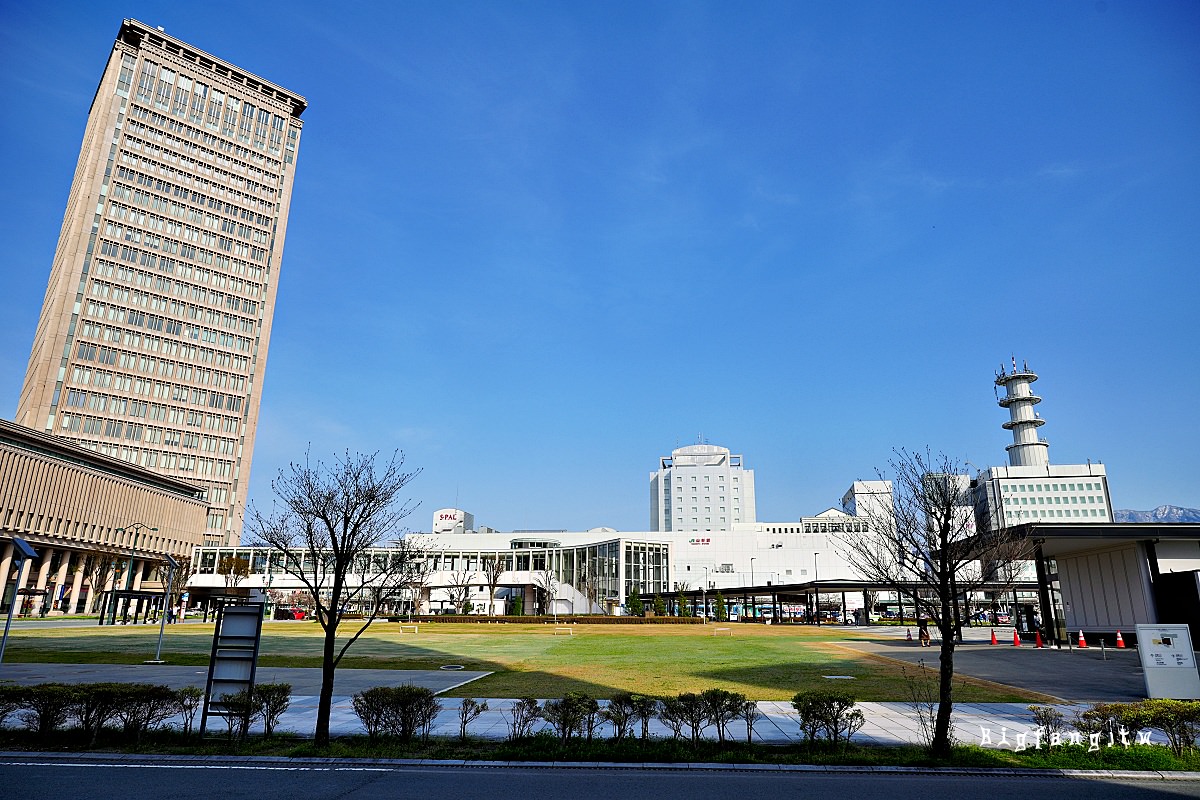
[[1114, 505, 1200, 523]]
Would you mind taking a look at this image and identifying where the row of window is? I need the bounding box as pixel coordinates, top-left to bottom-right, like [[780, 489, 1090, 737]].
[[123, 104, 281, 195], [133, 58, 287, 162], [60, 387, 241, 433], [1006, 509, 1108, 520], [92, 252, 262, 301], [105, 187, 267, 265], [73, 324, 248, 377], [85, 300, 253, 352], [1005, 481, 1103, 493], [90, 267, 259, 327], [77, 320, 250, 373], [1006, 495, 1103, 507], [72, 334, 249, 392]]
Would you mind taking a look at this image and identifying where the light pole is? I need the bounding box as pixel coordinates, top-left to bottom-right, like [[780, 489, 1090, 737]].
[[702, 566, 709, 621], [813, 552, 820, 626], [148, 554, 179, 664], [114, 523, 157, 624], [750, 557, 757, 618], [0, 538, 38, 666]]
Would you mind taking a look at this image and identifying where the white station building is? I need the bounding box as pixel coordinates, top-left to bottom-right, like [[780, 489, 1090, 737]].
[[973, 360, 1114, 529]]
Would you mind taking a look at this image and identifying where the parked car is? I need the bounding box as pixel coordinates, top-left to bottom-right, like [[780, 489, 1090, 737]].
[[994, 613, 1011, 624], [273, 607, 306, 620]]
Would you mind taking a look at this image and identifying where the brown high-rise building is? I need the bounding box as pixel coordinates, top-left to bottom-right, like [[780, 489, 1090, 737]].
[[16, 19, 306, 546]]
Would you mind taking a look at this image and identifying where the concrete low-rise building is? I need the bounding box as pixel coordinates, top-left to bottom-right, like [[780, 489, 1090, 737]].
[[0, 418, 206, 616]]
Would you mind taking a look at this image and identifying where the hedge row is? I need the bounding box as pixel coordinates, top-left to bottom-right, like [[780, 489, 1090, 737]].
[[0, 681, 293, 743], [1034, 699, 1200, 757], [386, 615, 703, 625]]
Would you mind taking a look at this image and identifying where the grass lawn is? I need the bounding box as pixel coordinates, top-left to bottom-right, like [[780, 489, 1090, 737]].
[[2, 620, 1042, 702]]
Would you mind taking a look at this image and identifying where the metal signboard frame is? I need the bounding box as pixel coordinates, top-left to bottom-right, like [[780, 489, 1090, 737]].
[[199, 601, 264, 736], [1135, 623, 1200, 699]]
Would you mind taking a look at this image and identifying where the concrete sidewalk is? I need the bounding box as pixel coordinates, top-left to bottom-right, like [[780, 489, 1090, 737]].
[[0, 662, 1081, 747]]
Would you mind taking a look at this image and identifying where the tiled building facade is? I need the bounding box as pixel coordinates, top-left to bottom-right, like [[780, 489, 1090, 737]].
[[15, 20, 306, 545]]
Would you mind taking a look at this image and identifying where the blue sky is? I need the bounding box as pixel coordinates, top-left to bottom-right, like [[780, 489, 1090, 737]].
[[1, 1, 1197, 531]]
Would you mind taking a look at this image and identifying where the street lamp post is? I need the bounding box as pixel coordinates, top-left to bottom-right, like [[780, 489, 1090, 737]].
[[813, 552, 820, 626], [750, 557, 757, 618], [702, 566, 709, 622], [148, 554, 179, 664], [114, 523, 157, 624]]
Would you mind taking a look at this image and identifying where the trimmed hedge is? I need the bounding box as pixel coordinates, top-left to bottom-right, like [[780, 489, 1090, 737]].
[[387, 614, 702, 625]]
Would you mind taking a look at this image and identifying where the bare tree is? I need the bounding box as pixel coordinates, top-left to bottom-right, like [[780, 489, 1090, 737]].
[[533, 568, 558, 621], [835, 449, 1027, 757], [247, 449, 421, 747], [447, 569, 476, 615], [85, 554, 121, 617], [481, 555, 505, 616], [403, 550, 435, 618], [217, 555, 250, 591], [160, 555, 193, 618]]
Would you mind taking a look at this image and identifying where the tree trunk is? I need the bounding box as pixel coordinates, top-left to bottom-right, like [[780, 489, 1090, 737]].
[[315, 621, 337, 746], [933, 592, 956, 758]]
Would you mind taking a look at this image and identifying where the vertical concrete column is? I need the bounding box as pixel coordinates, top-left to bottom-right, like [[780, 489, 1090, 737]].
[[68, 554, 87, 615], [13, 558, 33, 615], [51, 552, 72, 613], [0, 542, 14, 613], [132, 559, 145, 590], [31, 549, 55, 615]]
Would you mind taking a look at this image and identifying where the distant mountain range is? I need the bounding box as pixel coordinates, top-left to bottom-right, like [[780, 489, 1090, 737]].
[[1114, 505, 1200, 523]]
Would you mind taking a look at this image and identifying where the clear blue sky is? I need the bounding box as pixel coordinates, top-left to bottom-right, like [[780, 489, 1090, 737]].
[[2, 1, 1197, 532]]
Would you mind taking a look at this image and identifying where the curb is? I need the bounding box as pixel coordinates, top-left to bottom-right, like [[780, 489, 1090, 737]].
[[1, 751, 1198, 781]]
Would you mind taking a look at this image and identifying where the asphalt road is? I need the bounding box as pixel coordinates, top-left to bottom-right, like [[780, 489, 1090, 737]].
[[836, 638, 1147, 702], [1, 758, 1195, 800]]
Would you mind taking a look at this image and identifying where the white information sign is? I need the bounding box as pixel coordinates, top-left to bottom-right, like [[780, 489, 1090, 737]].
[[1135, 624, 1200, 699]]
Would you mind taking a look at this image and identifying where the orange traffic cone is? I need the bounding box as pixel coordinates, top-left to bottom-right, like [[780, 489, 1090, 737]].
[[990, 628, 998, 646], [1116, 630, 1125, 648], [1036, 630, 1043, 648], [1013, 629, 1021, 647], [906, 628, 913, 642], [1078, 630, 1088, 648]]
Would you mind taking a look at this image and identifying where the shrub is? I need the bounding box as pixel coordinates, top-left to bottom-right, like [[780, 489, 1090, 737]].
[[352, 687, 392, 743], [511, 596, 524, 616], [458, 698, 488, 741], [626, 593, 644, 617], [630, 694, 658, 740], [736, 698, 760, 744], [1142, 699, 1200, 757], [70, 683, 125, 745], [255, 682, 292, 737], [665, 692, 709, 745], [113, 684, 179, 743], [0, 684, 22, 729], [714, 593, 727, 622], [791, 689, 863, 748], [1028, 704, 1066, 736], [791, 690, 827, 744], [506, 697, 540, 740], [217, 689, 259, 743], [18, 684, 77, 736], [1072, 702, 1126, 739], [657, 696, 687, 740], [601, 693, 637, 742], [541, 697, 584, 741], [176, 686, 204, 738], [701, 688, 745, 743], [653, 595, 666, 616]]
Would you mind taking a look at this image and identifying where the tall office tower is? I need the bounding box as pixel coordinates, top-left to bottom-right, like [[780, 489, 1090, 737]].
[[974, 360, 1113, 529], [15, 20, 306, 546], [650, 443, 756, 532]]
